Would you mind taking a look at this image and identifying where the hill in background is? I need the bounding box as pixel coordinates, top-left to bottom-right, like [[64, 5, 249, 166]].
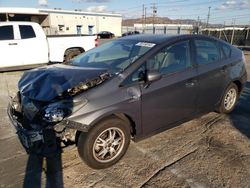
[[122, 17, 224, 27]]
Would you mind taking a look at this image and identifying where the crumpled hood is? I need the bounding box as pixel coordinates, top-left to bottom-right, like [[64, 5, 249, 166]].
[[18, 64, 108, 101]]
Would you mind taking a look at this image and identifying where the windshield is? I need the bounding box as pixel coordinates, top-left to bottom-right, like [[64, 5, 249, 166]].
[[69, 40, 155, 75]]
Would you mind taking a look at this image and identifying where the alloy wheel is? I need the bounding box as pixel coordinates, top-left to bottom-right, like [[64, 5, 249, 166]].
[[224, 88, 237, 111], [92, 127, 125, 163]]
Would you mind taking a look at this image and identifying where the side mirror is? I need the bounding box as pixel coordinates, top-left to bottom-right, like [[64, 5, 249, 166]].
[[147, 71, 162, 83]]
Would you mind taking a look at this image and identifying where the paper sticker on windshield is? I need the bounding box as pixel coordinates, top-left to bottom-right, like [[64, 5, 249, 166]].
[[136, 42, 156, 48]]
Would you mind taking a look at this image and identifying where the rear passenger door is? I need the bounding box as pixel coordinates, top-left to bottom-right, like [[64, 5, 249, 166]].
[[141, 40, 198, 134], [194, 38, 228, 112]]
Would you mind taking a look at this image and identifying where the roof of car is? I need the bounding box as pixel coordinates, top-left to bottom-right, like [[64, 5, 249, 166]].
[[118, 34, 218, 45]]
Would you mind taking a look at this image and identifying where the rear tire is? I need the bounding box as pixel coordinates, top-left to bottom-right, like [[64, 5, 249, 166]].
[[64, 49, 82, 62], [218, 83, 238, 114], [77, 117, 130, 169]]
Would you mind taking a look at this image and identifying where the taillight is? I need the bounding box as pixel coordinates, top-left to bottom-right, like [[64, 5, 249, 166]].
[[95, 38, 99, 47]]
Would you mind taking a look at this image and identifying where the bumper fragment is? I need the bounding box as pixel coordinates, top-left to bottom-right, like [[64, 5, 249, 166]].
[[8, 104, 43, 149], [8, 104, 58, 155], [58, 119, 89, 132]]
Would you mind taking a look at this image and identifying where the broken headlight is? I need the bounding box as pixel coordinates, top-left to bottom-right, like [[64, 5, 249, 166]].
[[42, 98, 88, 123], [42, 101, 71, 123], [43, 106, 65, 123]]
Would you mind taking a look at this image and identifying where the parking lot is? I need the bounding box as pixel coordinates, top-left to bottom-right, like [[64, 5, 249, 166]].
[[0, 52, 250, 188]]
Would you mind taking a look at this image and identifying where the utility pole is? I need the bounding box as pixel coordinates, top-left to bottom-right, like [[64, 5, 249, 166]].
[[142, 4, 145, 32], [6, 13, 9, 21], [197, 16, 200, 34], [246, 20, 250, 40], [151, 3, 157, 34], [206, 6, 211, 28], [231, 18, 236, 45], [197, 16, 200, 27], [145, 7, 147, 28]]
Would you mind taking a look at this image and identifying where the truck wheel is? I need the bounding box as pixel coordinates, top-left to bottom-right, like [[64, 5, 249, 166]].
[[218, 83, 238, 114], [77, 117, 130, 169], [64, 49, 82, 62]]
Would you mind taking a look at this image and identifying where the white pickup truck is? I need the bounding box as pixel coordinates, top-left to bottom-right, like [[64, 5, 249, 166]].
[[0, 21, 98, 71]]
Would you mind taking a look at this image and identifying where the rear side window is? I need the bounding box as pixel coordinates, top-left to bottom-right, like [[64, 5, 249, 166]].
[[221, 43, 231, 58], [19, 25, 36, 39], [195, 39, 220, 65], [0, 25, 14, 40]]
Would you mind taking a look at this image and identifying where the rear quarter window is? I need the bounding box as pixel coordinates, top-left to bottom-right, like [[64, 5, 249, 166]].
[[19, 25, 36, 39], [0, 25, 14, 40], [194, 39, 220, 65]]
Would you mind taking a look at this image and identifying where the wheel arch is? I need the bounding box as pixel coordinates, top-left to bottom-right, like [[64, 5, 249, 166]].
[[64, 47, 85, 57], [232, 80, 243, 94], [75, 113, 137, 144]]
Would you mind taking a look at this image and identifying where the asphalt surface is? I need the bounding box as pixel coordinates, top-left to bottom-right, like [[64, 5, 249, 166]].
[[0, 52, 250, 188]]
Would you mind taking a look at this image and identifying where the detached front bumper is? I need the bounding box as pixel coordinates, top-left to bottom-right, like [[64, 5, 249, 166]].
[[7, 103, 60, 155], [8, 103, 44, 150]]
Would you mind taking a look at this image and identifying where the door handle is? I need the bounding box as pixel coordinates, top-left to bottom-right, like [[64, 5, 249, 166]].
[[131, 95, 139, 100], [220, 65, 227, 73], [185, 79, 197, 87], [8, 43, 18, 45]]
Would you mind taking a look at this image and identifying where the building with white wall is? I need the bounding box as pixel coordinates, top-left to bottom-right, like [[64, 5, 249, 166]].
[[131, 24, 194, 35], [0, 7, 122, 36]]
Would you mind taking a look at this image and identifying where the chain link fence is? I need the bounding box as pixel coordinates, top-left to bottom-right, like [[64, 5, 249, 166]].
[[122, 26, 193, 35], [201, 28, 250, 46], [122, 25, 250, 47]]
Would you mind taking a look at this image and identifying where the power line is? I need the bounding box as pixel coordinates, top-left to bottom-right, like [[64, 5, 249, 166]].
[[142, 4, 144, 26], [209, 14, 250, 21], [156, 0, 218, 9], [117, 0, 216, 13]]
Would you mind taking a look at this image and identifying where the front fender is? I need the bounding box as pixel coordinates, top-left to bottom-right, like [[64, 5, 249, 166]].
[[65, 98, 142, 136]]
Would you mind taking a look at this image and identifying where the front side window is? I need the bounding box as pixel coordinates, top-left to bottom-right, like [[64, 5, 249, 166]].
[[0, 25, 14, 40], [147, 40, 191, 75], [70, 40, 155, 75], [195, 39, 220, 65], [19, 25, 36, 39]]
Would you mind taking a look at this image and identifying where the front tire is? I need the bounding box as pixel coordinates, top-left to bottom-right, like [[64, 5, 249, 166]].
[[77, 117, 130, 169], [218, 83, 238, 114]]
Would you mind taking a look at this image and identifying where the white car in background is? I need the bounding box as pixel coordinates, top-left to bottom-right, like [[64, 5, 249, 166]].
[[0, 21, 98, 71]]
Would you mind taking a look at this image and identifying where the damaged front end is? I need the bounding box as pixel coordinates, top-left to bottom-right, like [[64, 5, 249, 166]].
[[8, 93, 53, 154], [67, 72, 110, 96], [8, 65, 111, 155]]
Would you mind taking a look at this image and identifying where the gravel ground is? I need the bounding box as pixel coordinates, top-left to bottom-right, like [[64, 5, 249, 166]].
[[0, 52, 249, 188]]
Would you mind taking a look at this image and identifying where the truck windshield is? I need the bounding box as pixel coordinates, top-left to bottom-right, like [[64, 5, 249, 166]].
[[69, 40, 155, 75]]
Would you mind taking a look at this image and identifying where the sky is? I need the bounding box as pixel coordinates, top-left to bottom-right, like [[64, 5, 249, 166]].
[[0, 0, 250, 25]]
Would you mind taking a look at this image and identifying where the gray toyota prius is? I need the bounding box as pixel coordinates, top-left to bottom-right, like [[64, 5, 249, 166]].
[[8, 34, 247, 169]]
